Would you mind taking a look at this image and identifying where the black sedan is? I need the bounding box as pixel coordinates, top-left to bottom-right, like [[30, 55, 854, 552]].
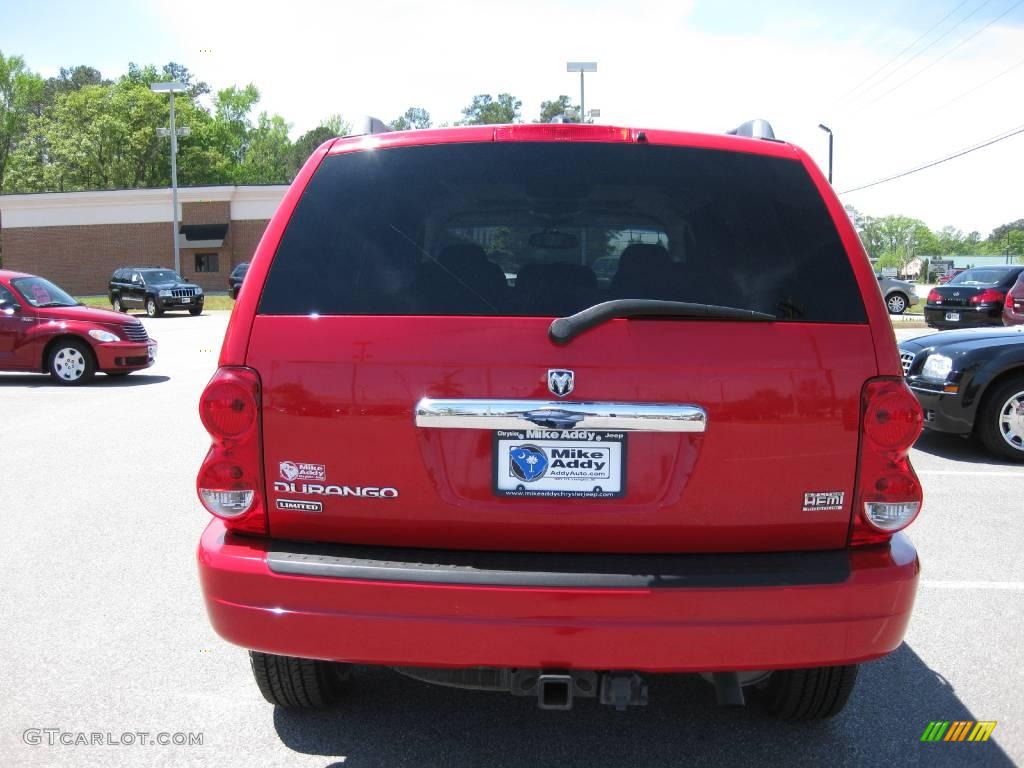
[[900, 326, 1024, 461], [924, 264, 1024, 330]]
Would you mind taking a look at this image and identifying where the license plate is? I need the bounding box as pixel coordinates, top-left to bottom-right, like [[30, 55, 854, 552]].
[[181, 297, 191, 304], [493, 430, 626, 498], [945, 312, 960, 321], [147, 343, 156, 361]]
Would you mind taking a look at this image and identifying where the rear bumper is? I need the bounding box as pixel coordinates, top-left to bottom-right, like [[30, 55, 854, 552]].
[[924, 305, 1002, 328], [198, 519, 919, 672], [93, 340, 156, 371]]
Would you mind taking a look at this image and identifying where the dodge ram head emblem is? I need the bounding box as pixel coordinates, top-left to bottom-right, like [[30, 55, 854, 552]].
[[548, 369, 575, 398]]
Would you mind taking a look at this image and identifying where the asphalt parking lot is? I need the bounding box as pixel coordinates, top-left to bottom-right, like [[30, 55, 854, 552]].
[[1, 314, 1021, 768]]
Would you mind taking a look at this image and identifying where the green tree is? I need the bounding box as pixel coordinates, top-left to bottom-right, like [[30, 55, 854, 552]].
[[856, 215, 885, 260], [40, 65, 108, 113], [536, 95, 577, 123], [287, 115, 351, 180], [161, 61, 210, 98], [237, 112, 291, 184], [0, 51, 44, 192], [459, 93, 521, 125], [875, 252, 901, 270], [211, 84, 260, 169], [988, 219, 1024, 258], [389, 107, 431, 131], [7, 81, 167, 190]]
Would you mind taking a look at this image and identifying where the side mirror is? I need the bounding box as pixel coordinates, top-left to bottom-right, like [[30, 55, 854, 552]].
[[1, 302, 21, 314]]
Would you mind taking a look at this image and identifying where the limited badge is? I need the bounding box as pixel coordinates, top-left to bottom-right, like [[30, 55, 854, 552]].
[[276, 499, 323, 513]]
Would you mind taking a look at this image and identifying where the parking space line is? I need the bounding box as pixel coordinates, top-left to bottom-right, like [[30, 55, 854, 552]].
[[917, 470, 1024, 478], [920, 580, 1024, 591]]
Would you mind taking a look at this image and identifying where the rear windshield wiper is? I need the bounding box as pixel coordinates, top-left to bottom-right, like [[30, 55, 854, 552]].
[[549, 299, 775, 345]]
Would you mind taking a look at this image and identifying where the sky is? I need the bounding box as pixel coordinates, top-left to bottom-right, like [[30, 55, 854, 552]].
[[4, 0, 1024, 237]]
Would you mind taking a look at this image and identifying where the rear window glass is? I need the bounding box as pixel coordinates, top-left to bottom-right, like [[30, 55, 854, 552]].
[[948, 268, 1020, 287], [259, 143, 866, 322]]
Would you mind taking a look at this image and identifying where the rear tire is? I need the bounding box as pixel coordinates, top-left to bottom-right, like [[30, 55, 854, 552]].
[[886, 292, 908, 315], [754, 665, 859, 720], [977, 374, 1024, 462], [112, 295, 125, 313], [249, 651, 351, 709]]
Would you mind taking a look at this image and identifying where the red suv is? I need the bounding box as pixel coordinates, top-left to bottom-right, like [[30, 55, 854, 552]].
[[197, 121, 923, 719], [0, 270, 156, 384]]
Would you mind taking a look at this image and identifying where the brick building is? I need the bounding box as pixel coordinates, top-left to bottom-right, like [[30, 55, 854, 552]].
[[0, 185, 287, 295]]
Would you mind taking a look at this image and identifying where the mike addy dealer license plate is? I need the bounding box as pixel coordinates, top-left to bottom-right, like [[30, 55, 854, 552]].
[[493, 429, 626, 499]]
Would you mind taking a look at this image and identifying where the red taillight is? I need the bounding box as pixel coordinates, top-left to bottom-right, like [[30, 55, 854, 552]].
[[197, 367, 266, 535], [852, 378, 923, 547], [927, 289, 942, 304], [200, 370, 258, 438], [864, 389, 923, 450], [969, 288, 1004, 305]]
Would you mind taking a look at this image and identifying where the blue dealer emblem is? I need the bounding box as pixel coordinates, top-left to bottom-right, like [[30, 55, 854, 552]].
[[509, 445, 548, 482]]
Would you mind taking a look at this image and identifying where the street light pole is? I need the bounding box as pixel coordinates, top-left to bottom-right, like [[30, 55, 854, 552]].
[[818, 123, 833, 184], [169, 91, 180, 275], [151, 82, 188, 275], [567, 62, 597, 123]]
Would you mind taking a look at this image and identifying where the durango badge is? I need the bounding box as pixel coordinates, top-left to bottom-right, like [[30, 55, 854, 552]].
[[547, 369, 574, 398]]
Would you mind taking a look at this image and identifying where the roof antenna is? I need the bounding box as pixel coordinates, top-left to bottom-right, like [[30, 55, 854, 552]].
[[360, 116, 393, 136], [727, 119, 776, 140]]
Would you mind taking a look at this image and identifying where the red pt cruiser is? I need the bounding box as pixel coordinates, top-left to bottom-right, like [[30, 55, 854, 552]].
[[197, 121, 923, 719], [0, 270, 156, 385]]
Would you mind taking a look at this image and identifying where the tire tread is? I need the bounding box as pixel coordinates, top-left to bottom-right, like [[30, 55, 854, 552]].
[[249, 651, 348, 709], [757, 664, 858, 720]]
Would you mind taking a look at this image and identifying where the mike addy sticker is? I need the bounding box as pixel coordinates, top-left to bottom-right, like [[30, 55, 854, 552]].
[[279, 461, 326, 482]]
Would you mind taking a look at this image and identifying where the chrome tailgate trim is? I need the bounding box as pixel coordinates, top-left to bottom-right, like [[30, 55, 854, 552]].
[[415, 398, 707, 432]]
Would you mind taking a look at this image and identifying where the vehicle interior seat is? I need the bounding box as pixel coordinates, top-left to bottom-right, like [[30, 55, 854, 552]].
[[610, 244, 681, 300], [414, 243, 508, 314], [515, 262, 599, 317]]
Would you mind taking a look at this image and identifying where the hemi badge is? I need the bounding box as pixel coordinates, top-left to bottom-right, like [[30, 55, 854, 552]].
[[802, 491, 844, 512], [276, 498, 323, 513]]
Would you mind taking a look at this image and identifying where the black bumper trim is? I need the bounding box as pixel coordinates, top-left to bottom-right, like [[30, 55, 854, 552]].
[[266, 541, 851, 589]]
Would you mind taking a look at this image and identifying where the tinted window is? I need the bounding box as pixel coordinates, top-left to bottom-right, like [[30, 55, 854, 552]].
[[141, 270, 182, 283], [195, 254, 219, 273], [259, 143, 865, 322], [949, 267, 1022, 287]]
